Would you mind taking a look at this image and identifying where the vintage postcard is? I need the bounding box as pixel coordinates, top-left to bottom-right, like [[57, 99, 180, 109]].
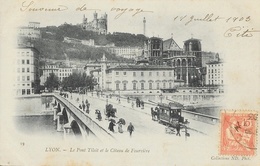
[[0, 0, 259, 165]]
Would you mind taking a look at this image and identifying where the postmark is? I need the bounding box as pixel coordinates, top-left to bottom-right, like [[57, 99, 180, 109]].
[[220, 110, 258, 156]]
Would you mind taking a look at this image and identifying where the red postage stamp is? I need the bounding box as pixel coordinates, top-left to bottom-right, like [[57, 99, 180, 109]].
[[220, 111, 257, 156]]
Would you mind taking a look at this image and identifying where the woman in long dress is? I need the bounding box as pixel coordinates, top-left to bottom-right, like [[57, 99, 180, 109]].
[[118, 123, 123, 133]]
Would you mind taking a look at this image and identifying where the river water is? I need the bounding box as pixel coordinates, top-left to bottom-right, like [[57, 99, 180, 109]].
[[13, 96, 63, 138]]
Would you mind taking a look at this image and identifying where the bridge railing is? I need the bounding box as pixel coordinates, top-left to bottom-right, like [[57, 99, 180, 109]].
[[49, 93, 115, 142]]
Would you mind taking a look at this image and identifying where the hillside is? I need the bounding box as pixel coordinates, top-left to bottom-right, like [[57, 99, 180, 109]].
[[40, 24, 147, 47], [32, 39, 128, 61], [31, 23, 146, 61]]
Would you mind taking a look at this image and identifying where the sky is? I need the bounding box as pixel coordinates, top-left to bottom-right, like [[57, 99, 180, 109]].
[[11, 0, 256, 53]]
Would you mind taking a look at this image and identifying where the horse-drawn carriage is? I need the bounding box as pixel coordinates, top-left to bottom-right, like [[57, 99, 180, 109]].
[[105, 104, 117, 118]]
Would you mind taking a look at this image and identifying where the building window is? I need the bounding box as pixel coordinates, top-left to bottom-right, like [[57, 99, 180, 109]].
[[116, 72, 119, 75], [157, 83, 160, 89], [17, 76, 20, 81], [163, 72, 165, 76], [163, 82, 166, 88], [141, 83, 144, 90], [22, 68, 25, 72], [133, 83, 136, 90], [22, 60, 25, 64], [177, 74, 180, 79], [27, 89, 30, 94], [157, 72, 159, 76], [116, 83, 120, 90], [149, 72, 152, 76], [22, 76, 25, 81], [27, 68, 30, 72], [123, 83, 127, 90], [169, 72, 172, 77], [149, 83, 152, 89], [22, 89, 26, 95], [17, 68, 20, 73], [169, 82, 172, 88], [123, 72, 126, 75], [141, 72, 144, 76], [27, 60, 29, 64], [133, 72, 136, 77], [27, 76, 30, 81]]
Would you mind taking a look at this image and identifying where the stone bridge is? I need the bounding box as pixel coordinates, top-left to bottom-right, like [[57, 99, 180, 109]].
[[42, 93, 114, 142]]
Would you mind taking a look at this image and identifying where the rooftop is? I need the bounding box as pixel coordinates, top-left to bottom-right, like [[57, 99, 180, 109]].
[[107, 64, 174, 71], [206, 60, 224, 65], [183, 38, 201, 42], [163, 38, 182, 51]]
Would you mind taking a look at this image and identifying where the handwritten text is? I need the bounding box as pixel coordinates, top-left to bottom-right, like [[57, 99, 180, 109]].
[[224, 26, 260, 37], [173, 13, 251, 25], [20, 1, 68, 12], [111, 7, 153, 19]]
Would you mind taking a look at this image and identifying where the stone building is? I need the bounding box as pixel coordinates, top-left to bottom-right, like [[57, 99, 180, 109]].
[[109, 46, 142, 59], [40, 63, 73, 84], [206, 60, 224, 85], [17, 22, 41, 40], [14, 46, 40, 95], [105, 64, 175, 93], [82, 12, 107, 35], [143, 37, 164, 64]]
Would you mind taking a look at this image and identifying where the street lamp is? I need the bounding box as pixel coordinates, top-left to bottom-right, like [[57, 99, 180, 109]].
[[118, 90, 121, 104], [159, 93, 163, 103], [106, 95, 108, 105]]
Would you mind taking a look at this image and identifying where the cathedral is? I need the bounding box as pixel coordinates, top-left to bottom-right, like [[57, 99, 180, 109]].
[[82, 12, 108, 35]]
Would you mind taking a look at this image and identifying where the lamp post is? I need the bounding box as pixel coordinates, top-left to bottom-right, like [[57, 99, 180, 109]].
[[106, 95, 108, 105], [159, 93, 163, 103], [118, 90, 121, 104]]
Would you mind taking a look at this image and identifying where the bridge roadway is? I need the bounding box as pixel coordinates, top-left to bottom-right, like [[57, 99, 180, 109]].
[[56, 92, 218, 143]]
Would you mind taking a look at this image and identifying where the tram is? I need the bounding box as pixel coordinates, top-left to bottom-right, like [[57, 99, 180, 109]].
[[155, 102, 185, 128]]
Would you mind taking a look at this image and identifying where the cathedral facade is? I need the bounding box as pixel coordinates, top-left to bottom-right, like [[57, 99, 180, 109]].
[[82, 12, 107, 35]]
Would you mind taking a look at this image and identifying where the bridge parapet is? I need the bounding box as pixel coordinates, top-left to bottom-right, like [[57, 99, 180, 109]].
[[42, 93, 115, 142]]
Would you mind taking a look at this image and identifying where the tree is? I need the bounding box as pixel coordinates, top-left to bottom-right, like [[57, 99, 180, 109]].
[[44, 73, 60, 92], [61, 73, 97, 91]]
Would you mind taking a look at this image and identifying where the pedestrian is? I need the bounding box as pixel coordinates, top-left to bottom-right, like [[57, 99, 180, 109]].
[[176, 123, 181, 136], [97, 111, 102, 121], [132, 101, 134, 108], [141, 100, 144, 109], [118, 123, 123, 133], [79, 104, 82, 110], [151, 107, 154, 120], [85, 99, 88, 105], [127, 122, 134, 137], [108, 121, 115, 132], [82, 103, 86, 112], [86, 103, 90, 113]]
